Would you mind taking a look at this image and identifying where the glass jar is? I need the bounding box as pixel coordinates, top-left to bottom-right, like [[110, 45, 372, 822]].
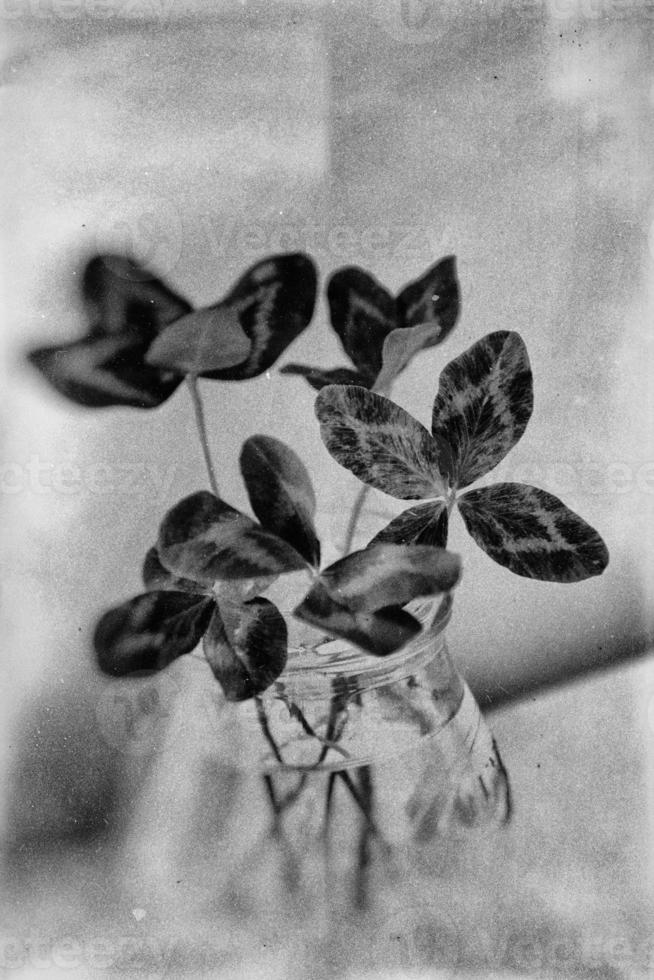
[[117, 580, 510, 926]]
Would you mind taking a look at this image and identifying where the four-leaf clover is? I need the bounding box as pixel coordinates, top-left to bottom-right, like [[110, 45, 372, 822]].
[[315, 331, 609, 582], [94, 436, 322, 700]]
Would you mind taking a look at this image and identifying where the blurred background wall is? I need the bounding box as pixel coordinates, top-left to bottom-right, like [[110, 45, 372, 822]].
[[1, 2, 653, 976]]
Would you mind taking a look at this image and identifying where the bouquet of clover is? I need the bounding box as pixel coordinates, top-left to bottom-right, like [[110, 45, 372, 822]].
[[27, 248, 608, 902]]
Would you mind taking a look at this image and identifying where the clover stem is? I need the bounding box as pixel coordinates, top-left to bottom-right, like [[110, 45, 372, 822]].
[[354, 765, 374, 910], [186, 373, 220, 497], [255, 696, 285, 766], [336, 770, 388, 849], [342, 484, 370, 555], [322, 772, 337, 884]]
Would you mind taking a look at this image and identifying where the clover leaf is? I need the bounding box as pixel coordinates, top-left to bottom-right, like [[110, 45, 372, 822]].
[[457, 484, 609, 581], [94, 591, 215, 677], [293, 579, 423, 657], [202, 597, 288, 703], [315, 331, 609, 583], [294, 543, 461, 655], [315, 542, 461, 611], [430, 329, 533, 489], [239, 434, 321, 567], [281, 256, 459, 392], [157, 491, 310, 585], [28, 254, 194, 408], [28, 252, 318, 409], [315, 385, 446, 499], [147, 253, 317, 379], [363, 500, 449, 549]]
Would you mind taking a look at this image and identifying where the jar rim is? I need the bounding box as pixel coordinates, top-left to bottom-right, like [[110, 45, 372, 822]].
[[280, 593, 453, 682]]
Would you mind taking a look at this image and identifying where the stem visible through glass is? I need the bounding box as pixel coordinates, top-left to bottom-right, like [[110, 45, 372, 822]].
[[186, 373, 220, 497], [342, 484, 370, 555]]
